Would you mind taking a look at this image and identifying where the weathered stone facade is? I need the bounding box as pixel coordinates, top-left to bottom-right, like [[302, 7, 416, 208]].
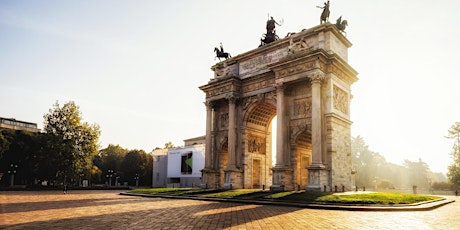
[[200, 23, 358, 191]]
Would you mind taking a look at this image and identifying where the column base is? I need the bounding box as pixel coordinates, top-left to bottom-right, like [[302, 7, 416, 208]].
[[223, 169, 243, 189], [270, 166, 294, 191], [201, 168, 219, 189], [306, 164, 329, 192]]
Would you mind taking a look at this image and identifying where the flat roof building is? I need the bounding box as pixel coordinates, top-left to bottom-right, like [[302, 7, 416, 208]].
[[0, 117, 40, 133]]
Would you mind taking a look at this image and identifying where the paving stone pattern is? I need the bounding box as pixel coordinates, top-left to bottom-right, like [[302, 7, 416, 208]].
[[0, 190, 459, 229]]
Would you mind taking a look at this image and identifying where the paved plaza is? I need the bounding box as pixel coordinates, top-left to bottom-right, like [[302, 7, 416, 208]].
[[0, 190, 459, 230]]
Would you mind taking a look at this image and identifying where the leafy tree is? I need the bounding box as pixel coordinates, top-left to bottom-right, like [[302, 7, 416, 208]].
[[446, 122, 460, 186], [404, 158, 431, 189], [42, 101, 100, 183], [0, 130, 41, 186], [164, 142, 175, 149], [0, 132, 9, 159], [98, 144, 127, 184], [352, 136, 386, 187], [120, 149, 152, 186]]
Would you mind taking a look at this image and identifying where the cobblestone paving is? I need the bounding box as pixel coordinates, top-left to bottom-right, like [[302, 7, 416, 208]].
[[0, 190, 458, 230]]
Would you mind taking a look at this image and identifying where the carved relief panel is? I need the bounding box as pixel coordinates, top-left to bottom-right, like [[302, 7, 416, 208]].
[[333, 85, 349, 115]]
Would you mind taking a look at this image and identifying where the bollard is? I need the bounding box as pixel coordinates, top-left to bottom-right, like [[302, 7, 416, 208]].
[[324, 185, 327, 192], [334, 185, 337, 192], [298, 184, 300, 191], [230, 183, 232, 190], [205, 183, 208, 189], [342, 185, 345, 192], [262, 184, 265, 190], [363, 186, 365, 191], [355, 186, 358, 192]]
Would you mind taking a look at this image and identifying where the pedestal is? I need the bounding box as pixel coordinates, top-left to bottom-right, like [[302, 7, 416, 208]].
[[201, 168, 219, 189], [223, 169, 243, 189], [270, 167, 293, 191], [306, 164, 328, 192]]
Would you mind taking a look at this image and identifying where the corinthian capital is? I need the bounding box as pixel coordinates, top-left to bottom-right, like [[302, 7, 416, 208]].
[[309, 72, 325, 84]]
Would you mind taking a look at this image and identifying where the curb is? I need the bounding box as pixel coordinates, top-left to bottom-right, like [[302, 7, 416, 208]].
[[119, 192, 455, 211]]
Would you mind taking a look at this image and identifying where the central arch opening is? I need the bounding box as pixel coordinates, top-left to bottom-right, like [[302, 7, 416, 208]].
[[245, 102, 276, 189]]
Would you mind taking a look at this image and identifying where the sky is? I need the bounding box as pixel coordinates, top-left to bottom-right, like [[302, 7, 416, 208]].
[[1, 0, 459, 174]]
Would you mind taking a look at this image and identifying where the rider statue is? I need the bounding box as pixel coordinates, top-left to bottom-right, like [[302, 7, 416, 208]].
[[319, 0, 330, 24], [260, 16, 280, 46], [266, 16, 280, 35]]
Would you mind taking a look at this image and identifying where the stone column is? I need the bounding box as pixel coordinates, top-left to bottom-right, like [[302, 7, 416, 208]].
[[307, 72, 327, 191], [227, 96, 236, 169], [310, 74, 324, 167], [205, 101, 213, 169], [271, 84, 293, 191], [275, 84, 286, 167]]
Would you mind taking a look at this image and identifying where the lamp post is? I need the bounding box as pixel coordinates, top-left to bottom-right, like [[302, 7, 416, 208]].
[[134, 173, 139, 187], [7, 164, 18, 187], [106, 170, 113, 187]]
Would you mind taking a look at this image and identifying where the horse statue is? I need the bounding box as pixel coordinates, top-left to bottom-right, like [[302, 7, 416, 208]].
[[214, 47, 231, 61], [335, 16, 348, 35]]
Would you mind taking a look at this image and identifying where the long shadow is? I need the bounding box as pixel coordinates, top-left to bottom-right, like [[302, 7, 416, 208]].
[[0, 196, 150, 214], [1, 195, 301, 229]]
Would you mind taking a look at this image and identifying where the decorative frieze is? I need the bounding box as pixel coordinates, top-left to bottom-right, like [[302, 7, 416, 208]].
[[242, 77, 275, 93], [293, 98, 312, 117], [333, 85, 349, 115], [247, 134, 266, 153]]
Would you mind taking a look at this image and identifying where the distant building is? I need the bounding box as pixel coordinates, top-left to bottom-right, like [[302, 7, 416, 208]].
[[152, 136, 205, 188], [152, 148, 168, 187], [0, 117, 40, 133]]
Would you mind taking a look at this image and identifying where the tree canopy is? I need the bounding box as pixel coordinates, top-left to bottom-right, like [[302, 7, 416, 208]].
[[42, 101, 100, 182], [446, 122, 460, 186]]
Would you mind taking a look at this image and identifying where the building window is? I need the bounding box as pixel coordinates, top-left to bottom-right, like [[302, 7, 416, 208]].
[[181, 152, 193, 174]]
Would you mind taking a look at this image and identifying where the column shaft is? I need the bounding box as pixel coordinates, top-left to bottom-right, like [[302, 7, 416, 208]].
[[205, 102, 213, 169], [228, 97, 236, 169], [276, 85, 285, 167], [311, 79, 323, 165]]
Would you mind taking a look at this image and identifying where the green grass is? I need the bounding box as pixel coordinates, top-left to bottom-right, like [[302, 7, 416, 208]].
[[279, 192, 440, 204], [130, 187, 188, 194], [130, 188, 441, 205], [205, 189, 261, 198]]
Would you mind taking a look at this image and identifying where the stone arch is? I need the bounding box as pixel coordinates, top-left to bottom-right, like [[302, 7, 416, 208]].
[[218, 137, 228, 188], [292, 130, 312, 189], [243, 101, 276, 189]]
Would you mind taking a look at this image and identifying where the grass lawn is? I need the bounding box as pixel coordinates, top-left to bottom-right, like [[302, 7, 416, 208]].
[[130, 188, 441, 205]]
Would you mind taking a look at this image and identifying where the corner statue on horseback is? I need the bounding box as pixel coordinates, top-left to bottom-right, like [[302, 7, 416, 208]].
[[214, 42, 231, 61], [318, 0, 330, 24], [260, 16, 281, 46]]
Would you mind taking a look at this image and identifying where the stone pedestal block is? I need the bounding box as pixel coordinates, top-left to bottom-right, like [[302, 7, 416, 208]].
[[306, 164, 328, 192], [223, 169, 243, 189], [270, 167, 294, 191]]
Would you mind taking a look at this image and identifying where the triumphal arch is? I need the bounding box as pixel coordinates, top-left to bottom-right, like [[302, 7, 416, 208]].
[[200, 23, 358, 191]]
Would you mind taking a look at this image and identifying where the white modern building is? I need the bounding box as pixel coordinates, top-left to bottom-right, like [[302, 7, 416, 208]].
[[152, 136, 205, 188]]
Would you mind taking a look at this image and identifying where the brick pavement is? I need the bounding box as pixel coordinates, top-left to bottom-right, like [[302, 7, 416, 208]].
[[0, 190, 459, 230]]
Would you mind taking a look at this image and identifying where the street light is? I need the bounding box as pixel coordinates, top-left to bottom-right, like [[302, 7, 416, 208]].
[[106, 170, 113, 187], [7, 164, 18, 187], [134, 173, 139, 187]]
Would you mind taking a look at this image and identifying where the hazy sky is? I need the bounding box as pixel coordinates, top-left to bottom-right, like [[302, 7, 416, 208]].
[[1, 1, 459, 174]]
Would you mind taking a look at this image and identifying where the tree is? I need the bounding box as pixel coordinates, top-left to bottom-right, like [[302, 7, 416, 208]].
[[404, 158, 431, 189], [120, 149, 153, 186], [446, 122, 460, 187], [98, 144, 127, 184], [352, 136, 387, 187], [43, 101, 100, 183], [0, 132, 9, 159], [164, 142, 175, 149]]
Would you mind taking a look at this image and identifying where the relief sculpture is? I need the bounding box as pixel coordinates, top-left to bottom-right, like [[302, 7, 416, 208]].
[[333, 85, 348, 114]]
